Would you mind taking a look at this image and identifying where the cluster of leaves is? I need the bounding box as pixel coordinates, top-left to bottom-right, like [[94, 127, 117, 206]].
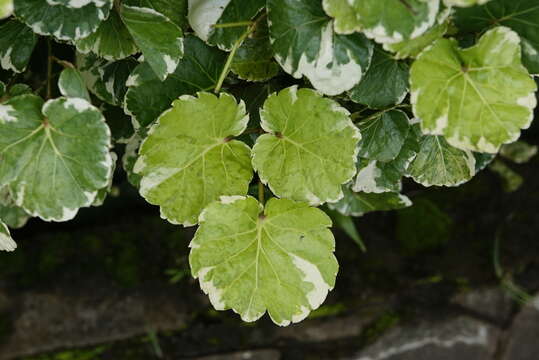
[[0, 0, 538, 325]]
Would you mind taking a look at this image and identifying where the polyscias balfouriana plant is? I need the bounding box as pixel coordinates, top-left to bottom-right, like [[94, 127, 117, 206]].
[[0, 0, 538, 325]]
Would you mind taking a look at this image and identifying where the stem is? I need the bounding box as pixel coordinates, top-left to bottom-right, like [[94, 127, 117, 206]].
[[352, 104, 411, 123], [258, 181, 265, 205], [46, 39, 53, 99], [213, 21, 253, 29], [214, 28, 253, 93], [214, 13, 267, 93]]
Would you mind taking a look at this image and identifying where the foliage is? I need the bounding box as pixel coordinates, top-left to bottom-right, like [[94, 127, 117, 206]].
[[0, 0, 537, 325]]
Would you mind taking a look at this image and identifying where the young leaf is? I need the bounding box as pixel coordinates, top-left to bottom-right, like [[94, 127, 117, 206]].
[[322, 0, 440, 43], [348, 47, 409, 109], [231, 19, 279, 82], [500, 140, 538, 164], [134, 92, 253, 226], [0, 20, 38, 73], [454, 0, 539, 74], [0, 220, 16, 252], [78, 53, 138, 106], [0, 186, 30, 229], [120, 5, 184, 81], [0, 95, 113, 221], [188, 0, 265, 51], [267, 0, 373, 96], [75, 9, 138, 61], [0, 0, 12, 19], [356, 110, 411, 162], [124, 35, 227, 129], [189, 196, 338, 326], [58, 67, 91, 101], [410, 27, 537, 153], [14, 0, 113, 41], [252, 86, 360, 205], [7, 84, 32, 97], [406, 134, 476, 187], [328, 186, 411, 217]]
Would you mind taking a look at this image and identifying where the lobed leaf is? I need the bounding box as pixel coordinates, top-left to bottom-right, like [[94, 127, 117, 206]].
[[189, 196, 338, 326], [252, 86, 360, 205], [410, 27, 537, 153], [0, 95, 113, 221], [134, 92, 253, 226]]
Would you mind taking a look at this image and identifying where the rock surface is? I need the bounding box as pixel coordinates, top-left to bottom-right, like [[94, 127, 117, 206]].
[[501, 293, 539, 360], [348, 316, 500, 360]]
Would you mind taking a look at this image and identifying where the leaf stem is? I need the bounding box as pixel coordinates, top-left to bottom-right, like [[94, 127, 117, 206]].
[[351, 103, 411, 122], [214, 13, 267, 93], [46, 38, 53, 99], [213, 21, 253, 29], [214, 29, 253, 93], [258, 181, 265, 205]]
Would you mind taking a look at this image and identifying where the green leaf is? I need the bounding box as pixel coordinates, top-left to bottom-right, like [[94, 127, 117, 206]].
[[267, 0, 373, 96], [78, 53, 138, 107], [76, 9, 138, 61], [489, 159, 523, 192], [410, 26, 537, 153], [353, 121, 420, 193], [445, 0, 493, 7], [353, 159, 402, 193], [189, 0, 265, 50], [0, 81, 5, 97], [356, 110, 411, 162], [252, 86, 360, 205], [348, 48, 409, 109], [8, 84, 32, 97], [189, 196, 338, 326], [14, 0, 113, 41], [122, 132, 143, 188], [0, 95, 113, 221], [0, 20, 38, 73], [500, 140, 538, 164], [0, 219, 16, 252], [474, 152, 495, 172], [126, 0, 189, 30], [324, 207, 365, 251], [397, 198, 452, 254], [231, 19, 279, 82], [0, 186, 30, 229], [406, 134, 476, 187], [383, 9, 450, 59], [134, 92, 253, 226], [454, 0, 539, 74], [322, 0, 439, 43], [125, 35, 226, 129], [58, 67, 91, 101], [0, 0, 12, 19], [92, 152, 117, 207], [328, 185, 411, 217], [120, 5, 184, 81]]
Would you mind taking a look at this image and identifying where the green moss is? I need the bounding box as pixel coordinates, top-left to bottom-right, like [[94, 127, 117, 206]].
[[308, 303, 346, 319], [359, 311, 400, 346], [23, 346, 107, 360]]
